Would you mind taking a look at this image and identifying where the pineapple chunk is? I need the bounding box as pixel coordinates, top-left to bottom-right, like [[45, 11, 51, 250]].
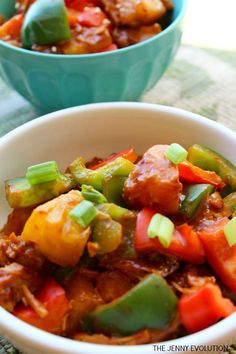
[[21, 190, 90, 267]]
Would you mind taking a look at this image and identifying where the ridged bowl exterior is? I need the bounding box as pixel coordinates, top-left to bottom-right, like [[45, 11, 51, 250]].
[[0, 0, 186, 113]]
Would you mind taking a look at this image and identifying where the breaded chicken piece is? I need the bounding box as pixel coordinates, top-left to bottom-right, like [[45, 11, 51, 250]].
[[101, 0, 168, 27], [124, 145, 182, 215], [113, 23, 161, 47]]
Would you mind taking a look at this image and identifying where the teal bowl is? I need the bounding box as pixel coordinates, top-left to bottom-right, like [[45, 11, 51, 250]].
[[0, 0, 187, 113]]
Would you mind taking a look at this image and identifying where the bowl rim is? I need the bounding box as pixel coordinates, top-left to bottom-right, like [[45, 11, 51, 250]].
[[0, 102, 236, 354], [1, 101, 236, 147], [0, 0, 187, 59], [0, 306, 236, 354]]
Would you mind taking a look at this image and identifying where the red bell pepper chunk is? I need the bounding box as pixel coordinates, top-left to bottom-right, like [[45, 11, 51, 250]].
[[134, 208, 205, 264], [198, 218, 236, 292], [178, 161, 225, 188], [179, 283, 235, 333], [90, 148, 138, 170], [14, 278, 69, 333], [99, 43, 118, 52], [65, 0, 100, 11], [78, 7, 107, 27], [0, 14, 24, 39]]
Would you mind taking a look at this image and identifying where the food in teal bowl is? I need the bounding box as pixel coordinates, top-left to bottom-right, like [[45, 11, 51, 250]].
[[0, 0, 186, 113]]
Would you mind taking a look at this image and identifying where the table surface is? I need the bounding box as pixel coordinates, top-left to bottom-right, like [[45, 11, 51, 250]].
[[0, 0, 236, 353], [1, 43, 236, 137]]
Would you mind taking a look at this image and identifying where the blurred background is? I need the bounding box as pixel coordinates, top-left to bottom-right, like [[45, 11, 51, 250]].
[[0, 0, 236, 136], [143, 0, 236, 131], [183, 0, 235, 50]]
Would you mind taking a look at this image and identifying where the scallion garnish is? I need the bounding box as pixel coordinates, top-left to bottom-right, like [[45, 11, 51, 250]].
[[224, 217, 236, 247], [165, 143, 188, 164], [69, 200, 98, 228], [26, 161, 60, 185], [147, 213, 174, 248], [81, 184, 107, 204]]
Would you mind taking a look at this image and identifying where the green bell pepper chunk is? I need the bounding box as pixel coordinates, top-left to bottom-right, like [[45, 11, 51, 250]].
[[83, 273, 177, 336], [180, 184, 214, 219], [102, 175, 126, 206], [97, 203, 135, 222], [92, 218, 122, 255], [69, 157, 134, 191], [188, 144, 236, 193], [97, 203, 137, 258], [119, 212, 137, 259], [53, 252, 98, 283], [53, 266, 77, 284], [0, 0, 16, 20], [5, 174, 76, 208], [69, 157, 102, 191], [21, 0, 71, 49], [100, 157, 134, 177], [81, 184, 107, 204], [223, 192, 236, 215]]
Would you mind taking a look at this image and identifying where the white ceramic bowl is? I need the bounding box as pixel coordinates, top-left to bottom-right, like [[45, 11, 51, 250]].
[[0, 102, 235, 354]]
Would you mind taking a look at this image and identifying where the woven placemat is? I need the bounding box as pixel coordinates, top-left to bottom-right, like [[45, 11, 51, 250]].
[[0, 45, 236, 137], [0, 337, 21, 354], [0, 44, 236, 353]]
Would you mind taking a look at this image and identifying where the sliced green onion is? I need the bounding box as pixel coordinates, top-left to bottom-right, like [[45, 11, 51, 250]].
[[26, 161, 60, 185], [224, 217, 236, 247], [147, 213, 174, 248], [69, 200, 98, 228], [165, 143, 188, 164], [81, 184, 107, 204]]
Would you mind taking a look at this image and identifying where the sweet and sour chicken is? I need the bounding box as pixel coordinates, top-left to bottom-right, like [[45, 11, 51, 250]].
[[0, 143, 236, 345]]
